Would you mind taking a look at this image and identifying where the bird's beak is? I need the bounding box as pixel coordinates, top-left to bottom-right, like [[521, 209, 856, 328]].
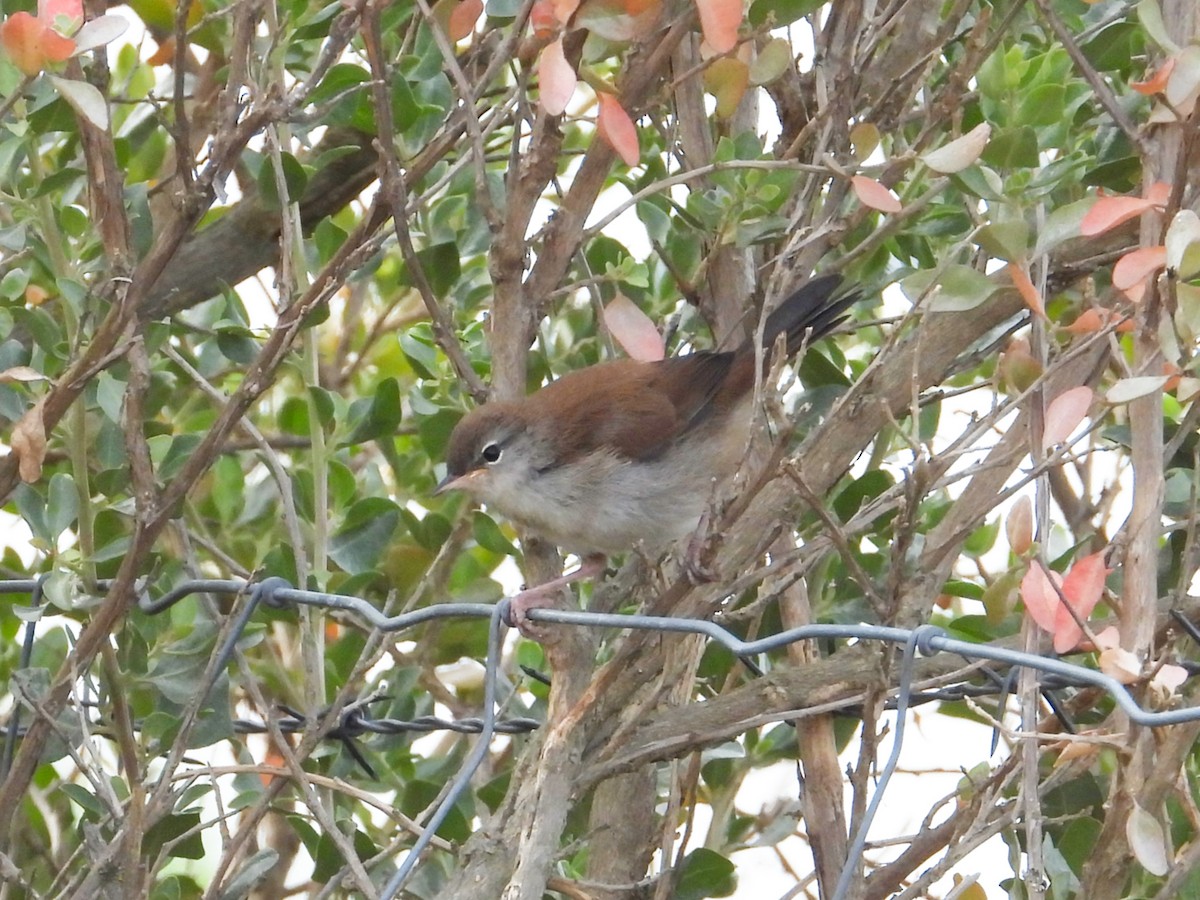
[[434, 470, 479, 495]]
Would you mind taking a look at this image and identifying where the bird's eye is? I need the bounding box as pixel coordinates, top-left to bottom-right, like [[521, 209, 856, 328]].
[[481, 442, 502, 464]]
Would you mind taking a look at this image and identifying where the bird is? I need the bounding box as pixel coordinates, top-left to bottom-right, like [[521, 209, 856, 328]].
[[436, 274, 858, 627]]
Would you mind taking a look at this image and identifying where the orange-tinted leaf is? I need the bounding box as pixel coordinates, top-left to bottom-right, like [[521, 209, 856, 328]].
[[1042, 385, 1092, 450], [596, 91, 639, 166], [448, 0, 483, 40], [1, 11, 74, 75], [1063, 307, 1135, 335], [530, 0, 558, 34], [1112, 245, 1166, 297], [1080, 195, 1159, 237], [702, 56, 749, 118], [603, 294, 664, 361], [1131, 57, 1174, 95], [147, 36, 173, 65], [24, 284, 49, 306], [851, 175, 901, 213], [538, 37, 575, 115], [1008, 263, 1044, 317], [694, 0, 740, 54]]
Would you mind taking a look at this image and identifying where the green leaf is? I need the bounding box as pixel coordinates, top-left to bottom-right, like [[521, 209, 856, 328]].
[[976, 221, 1029, 261], [144, 811, 205, 861], [95, 370, 125, 423], [675, 848, 737, 899], [218, 849, 279, 900], [344, 377, 403, 445], [329, 498, 401, 573], [46, 472, 78, 539], [472, 511, 516, 555]]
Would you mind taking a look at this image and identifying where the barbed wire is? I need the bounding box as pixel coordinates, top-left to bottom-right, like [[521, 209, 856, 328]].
[[2, 574, 1199, 899]]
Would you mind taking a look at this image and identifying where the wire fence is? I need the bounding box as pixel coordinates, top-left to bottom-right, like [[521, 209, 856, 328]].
[[2, 574, 1199, 899]]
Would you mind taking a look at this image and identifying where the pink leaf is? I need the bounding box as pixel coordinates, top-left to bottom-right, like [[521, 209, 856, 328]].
[[1020, 563, 1062, 635], [1042, 386, 1093, 451], [538, 37, 576, 115], [1061, 551, 1108, 615], [851, 175, 901, 213], [596, 92, 639, 166], [603, 295, 664, 361], [1005, 496, 1033, 555], [1112, 245, 1167, 298], [448, 0, 483, 40], [694, 0, 740, 53], [38, 0, 80, 31]]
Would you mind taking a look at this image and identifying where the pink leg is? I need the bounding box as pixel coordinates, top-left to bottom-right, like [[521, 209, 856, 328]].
[[507, 554, 607, 634]]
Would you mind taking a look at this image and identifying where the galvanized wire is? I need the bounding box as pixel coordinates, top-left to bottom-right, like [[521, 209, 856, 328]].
[[2, 575, 1199, 899]]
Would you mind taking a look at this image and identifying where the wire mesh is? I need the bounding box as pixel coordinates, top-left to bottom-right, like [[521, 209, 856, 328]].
[[2, 574, 1198, 899]]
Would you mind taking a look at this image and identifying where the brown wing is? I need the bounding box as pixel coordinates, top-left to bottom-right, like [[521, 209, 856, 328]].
[[522, 354, 735, 462]]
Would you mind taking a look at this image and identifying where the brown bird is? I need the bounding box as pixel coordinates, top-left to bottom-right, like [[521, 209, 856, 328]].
[[437, 274, 857, 625]]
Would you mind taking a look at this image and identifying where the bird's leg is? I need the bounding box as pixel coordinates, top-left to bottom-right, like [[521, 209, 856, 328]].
[[507, 553, 607, 634]]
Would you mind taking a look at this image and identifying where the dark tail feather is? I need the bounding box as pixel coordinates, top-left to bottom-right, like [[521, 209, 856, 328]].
[[762, 274, 860, 355]]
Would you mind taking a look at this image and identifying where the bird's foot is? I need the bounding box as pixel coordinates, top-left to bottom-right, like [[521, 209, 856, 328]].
[[505, 554, 607, 637]]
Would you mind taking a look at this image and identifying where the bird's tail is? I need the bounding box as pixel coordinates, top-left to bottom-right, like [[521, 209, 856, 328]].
[[762, 274, 860, 356]]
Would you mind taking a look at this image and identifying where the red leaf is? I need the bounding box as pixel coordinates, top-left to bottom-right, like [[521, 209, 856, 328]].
[[694, 0, 740, 53], [603, 295, 664, 361], [448, 0, 483, 40], [1131, 57, 1174, 95], [851, 175, 901, 213], [538, 37, 576, 115], [1042, 385, 1092, 451], [1112, 245, 1166, 298], [1008, 263, 1044, 318], [596, 92, 639, 166]]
